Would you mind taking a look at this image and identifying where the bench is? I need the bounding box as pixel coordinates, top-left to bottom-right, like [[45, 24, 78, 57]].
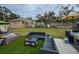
[[40, 36, 59, 54]]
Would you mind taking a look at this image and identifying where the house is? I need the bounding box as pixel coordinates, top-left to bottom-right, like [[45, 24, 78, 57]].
[[59, 11, 79, 28], [9, 19, 25, 28], [0, 21, 10, 32], [24, 18, 33, 27], [61, 11, 79, 22], [33, 20, 46, 28], [9, 18, 33, 28]]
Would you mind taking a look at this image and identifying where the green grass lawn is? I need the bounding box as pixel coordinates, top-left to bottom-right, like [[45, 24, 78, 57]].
[[0, 28, 70, 54], [11, 28, 70, 38]]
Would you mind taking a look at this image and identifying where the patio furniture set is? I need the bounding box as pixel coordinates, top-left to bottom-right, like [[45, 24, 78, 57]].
[[24, 32, 45, 47], [0, 31, 59, 54], [0, 30, 79, 54], [24, 32, 59, 54]]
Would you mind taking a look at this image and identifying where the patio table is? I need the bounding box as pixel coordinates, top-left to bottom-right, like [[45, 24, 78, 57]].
[[25, 37, 38, 46]]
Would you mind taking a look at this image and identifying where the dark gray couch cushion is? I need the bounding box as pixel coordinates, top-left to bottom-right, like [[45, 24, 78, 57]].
[[28, 32, 45, 36], [40, 37, 59, 54], [30, 35, 45, 39], [40, 48, 58, 54], [43, 39, 53, 49]]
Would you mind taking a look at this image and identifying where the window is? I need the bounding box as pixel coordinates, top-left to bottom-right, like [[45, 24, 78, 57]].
[[22, 21, 24, 24]]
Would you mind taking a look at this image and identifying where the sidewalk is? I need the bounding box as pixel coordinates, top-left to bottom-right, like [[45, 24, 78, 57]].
[[54, 38, 79, 54]]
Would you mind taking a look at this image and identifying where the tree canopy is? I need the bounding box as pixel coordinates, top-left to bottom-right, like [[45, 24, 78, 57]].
[[36, 11, 56, 24], [0, 6, 20, 22]]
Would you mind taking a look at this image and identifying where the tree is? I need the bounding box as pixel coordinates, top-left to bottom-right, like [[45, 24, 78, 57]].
[[43, 11, 56, 24], [36, 14, 41, 20], [59, 5, 74, 17], [0, 6, 20, 22], [58, 5, 75, 23], [36, 11, 56, 24]]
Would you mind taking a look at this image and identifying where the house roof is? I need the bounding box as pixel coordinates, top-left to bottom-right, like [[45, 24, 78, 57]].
[[9, 19, 24, 22], [9, 18, 33, 22], [0, 21, 9, 24], [61, 11, 79, 20], [68, 11, 79, 16]]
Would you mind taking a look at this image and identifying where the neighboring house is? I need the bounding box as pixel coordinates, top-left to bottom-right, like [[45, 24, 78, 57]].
[[9, 19, 25, 28], [0, 21, 10, 32], [33, 21, 51, 28], [9, 19, 33, 28], [24, 19, 33, 27], [61, 11, 79, 23], [58, 11, 79, 28]]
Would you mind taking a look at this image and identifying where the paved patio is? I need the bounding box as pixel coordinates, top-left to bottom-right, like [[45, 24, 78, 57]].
[[54, 38, 79, 54]]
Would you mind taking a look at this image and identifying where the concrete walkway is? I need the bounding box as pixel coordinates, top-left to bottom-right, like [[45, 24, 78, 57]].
[[54, 38, 79, 54]]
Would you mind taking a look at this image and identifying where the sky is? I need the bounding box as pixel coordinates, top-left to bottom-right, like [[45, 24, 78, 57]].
[[0, 4, 79, 19]]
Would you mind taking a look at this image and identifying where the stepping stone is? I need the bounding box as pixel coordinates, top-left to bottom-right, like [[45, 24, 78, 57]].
[[54, 38, 79, 54]]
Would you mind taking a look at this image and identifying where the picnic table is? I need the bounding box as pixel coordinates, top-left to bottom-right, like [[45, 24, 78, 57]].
[[70, 32, 79, 44]]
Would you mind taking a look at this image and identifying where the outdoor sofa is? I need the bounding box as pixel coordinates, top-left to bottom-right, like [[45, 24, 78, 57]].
[[40, 36, 59, 54], [24, 32, 46, 47], [65, 30, 79, 43], [25, 32, 59, 54]]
